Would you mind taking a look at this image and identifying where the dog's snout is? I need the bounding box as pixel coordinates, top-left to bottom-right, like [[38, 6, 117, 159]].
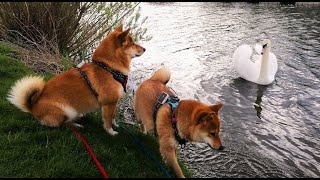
[[218, 145, 224, 150], [143, 48, 146, 52]]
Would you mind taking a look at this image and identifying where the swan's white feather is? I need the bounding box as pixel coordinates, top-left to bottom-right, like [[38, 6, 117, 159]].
[[254, 44, 262, 54], [232, 40, 278, 85]]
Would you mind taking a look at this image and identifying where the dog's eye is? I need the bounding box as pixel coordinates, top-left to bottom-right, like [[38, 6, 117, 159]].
[[210, 132, 215, 136]]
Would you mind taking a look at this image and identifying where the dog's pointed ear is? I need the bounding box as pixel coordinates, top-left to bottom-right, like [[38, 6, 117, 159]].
[[210, 103, 224, 114], [115, 24, 123, 32], [197, 112, 214, 125], [117, 28, 131, 43]]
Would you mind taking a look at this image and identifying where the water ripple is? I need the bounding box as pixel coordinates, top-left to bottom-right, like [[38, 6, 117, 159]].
[[125, 2, 320, 178]]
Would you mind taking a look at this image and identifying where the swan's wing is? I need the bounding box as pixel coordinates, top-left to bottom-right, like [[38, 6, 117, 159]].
[[233, 44, 260, 81], [254, 44, 262, 54], [233, 44, 253, 62], [252, 54, 262, 64]]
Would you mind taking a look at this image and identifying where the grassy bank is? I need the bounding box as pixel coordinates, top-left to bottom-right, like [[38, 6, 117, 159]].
[[0, 42, 191, 178]]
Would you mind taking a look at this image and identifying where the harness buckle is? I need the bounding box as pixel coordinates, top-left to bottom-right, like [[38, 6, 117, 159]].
[[157, 92, 170, 105]]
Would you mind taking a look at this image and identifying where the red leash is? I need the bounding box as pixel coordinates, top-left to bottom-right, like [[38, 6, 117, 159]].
[[69, 126, 109, 178]]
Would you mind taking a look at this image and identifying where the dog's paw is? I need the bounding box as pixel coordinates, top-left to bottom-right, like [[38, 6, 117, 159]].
[[72, 123, 84, 128], [106, 128, 118, 136], [112, 120, 119, 128], [65, 122, 84, 128]]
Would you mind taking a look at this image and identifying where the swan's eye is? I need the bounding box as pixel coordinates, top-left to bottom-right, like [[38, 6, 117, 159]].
[[262, 44, 267, 48]]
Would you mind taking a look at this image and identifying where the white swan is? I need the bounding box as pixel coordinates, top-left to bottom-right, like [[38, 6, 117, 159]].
[[232, 39, 278, 85]]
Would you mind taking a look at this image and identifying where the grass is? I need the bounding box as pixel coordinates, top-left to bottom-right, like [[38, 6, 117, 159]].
[[0, 42, 192, 178]]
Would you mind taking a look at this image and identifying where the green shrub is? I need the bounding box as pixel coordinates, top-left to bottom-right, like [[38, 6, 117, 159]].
[[0, 2, 151, 73]]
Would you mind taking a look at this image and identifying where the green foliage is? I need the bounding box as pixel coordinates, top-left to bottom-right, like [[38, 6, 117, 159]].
[[0, 2, 151, 64]]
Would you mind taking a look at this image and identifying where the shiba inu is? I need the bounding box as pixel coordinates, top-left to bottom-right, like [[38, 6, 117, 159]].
[[7, 24, 145, 135], [133, 67, 224, 178]]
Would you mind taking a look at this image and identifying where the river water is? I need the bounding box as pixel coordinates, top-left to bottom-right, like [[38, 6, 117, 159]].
[[122, 2, 320, 178]]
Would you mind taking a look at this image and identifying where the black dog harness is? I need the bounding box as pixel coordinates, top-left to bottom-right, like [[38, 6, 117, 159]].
[[78, 67, 99, 97], [77, 61, 128, 97], [92, 61, 128, 93], [153, 92, 187, 147]]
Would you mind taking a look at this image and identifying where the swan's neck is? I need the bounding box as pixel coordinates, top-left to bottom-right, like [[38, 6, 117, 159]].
[[259, 49, 270, 79]]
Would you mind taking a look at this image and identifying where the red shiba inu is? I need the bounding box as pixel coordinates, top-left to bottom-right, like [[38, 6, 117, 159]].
[[7, 24, 145, 135], [134, 67, 224, 178]]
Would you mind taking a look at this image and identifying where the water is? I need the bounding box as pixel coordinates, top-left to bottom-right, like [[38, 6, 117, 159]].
[[123, 2, 320, 178]]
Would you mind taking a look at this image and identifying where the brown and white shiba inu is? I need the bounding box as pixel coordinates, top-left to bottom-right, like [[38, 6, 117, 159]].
[[7, 24, 145, 135], [134, 67, 224, 178]]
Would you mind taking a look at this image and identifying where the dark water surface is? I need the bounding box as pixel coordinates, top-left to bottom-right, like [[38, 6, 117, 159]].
[[124, 2, 320, 178]]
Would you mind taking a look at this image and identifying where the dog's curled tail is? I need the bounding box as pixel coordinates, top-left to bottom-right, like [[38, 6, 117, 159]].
[[149, 66, 171, 84], [7, 76, 45, 113]]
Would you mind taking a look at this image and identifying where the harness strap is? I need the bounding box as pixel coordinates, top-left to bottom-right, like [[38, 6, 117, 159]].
[[153, 92, 187, 147], [153, 93, 170, 136], [92, 61, 128, 93], [168, 101, 187, 147], [152, 105, 159, 137], [77, 67, 99, 97]]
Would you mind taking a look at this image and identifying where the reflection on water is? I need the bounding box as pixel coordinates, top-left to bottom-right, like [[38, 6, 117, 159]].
[[229, 78, 268, 120], [254, 85, 268, 119], [123, 2, 320, 178]]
